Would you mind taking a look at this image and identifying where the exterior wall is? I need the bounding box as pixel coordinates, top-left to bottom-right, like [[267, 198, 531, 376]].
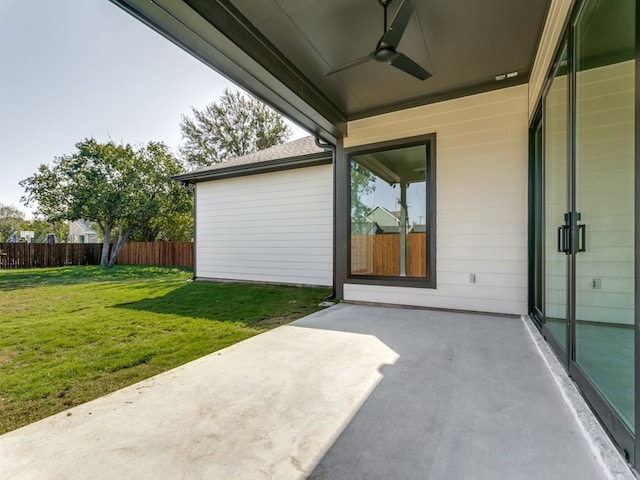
[[195, 164, 333, 287], [344, 85, 529, 315], [528, 0, 573, 120]]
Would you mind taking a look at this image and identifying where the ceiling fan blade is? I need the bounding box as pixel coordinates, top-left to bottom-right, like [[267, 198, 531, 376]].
[[380, 0, 414, 49], [390, 52, 431, 80], [325, 54, 373, 76]]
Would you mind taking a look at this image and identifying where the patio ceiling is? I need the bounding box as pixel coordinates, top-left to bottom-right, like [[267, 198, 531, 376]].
[[111, 0, 551, 141]]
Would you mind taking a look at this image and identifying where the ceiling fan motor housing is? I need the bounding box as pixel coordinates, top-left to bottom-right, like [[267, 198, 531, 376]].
[[374, 45, 397, 62]]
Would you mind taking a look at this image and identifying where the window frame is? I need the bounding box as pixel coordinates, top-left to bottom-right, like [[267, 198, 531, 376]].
[[346, 133, 436, 289]]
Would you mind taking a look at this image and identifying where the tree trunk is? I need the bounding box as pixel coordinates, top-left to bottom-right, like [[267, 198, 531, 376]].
[[99, 224, 112, 268], [107, 227, 134, 267]]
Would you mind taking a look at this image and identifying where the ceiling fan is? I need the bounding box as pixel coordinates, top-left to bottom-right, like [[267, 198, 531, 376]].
[[325, 0, 431, 81]]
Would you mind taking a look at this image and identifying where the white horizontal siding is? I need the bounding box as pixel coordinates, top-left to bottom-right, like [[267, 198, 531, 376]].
[[344, 283, 526, 316], [196, 164, 333, 287], [344, 85, 529, 315]]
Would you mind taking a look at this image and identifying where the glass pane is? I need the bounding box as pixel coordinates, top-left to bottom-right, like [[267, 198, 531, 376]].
[[544, 46, 568, 349], [533, 123, 543, 318], [350, 144, 428, 278], [574, 0, 635, 432]]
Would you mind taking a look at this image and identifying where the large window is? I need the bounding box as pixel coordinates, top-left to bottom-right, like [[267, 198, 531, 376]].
[[348, 135, 435, 287]]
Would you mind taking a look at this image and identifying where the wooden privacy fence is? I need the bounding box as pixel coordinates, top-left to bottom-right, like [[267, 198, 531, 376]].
[[0, 243, 102, 269], [116, 242, 193, 268], [351, 233, 427, 277], [0, 242, 193, 269]]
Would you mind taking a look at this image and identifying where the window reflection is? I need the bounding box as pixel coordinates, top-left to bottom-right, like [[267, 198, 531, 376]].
[[350, 144, 428, 278]]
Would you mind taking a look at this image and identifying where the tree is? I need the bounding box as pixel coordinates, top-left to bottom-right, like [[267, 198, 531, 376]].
[[130, 185, 193, 242], [0, 203, 25, 242], [20, 138, 192, 267], [350, 162, 376, 223], [180, 88, 291, 168]]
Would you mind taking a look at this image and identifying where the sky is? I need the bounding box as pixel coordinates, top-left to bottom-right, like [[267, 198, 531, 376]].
[[0, 0, 305, 218]]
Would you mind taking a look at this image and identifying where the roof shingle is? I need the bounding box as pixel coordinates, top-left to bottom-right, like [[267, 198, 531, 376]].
[[193, 136, 327, 173], [174, 136, 332, 183]]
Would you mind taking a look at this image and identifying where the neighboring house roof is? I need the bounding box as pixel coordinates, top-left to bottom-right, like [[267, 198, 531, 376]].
[[365, 205, 401, 228], [363, 206, 426, 234], [68, 220, 99, 243], [70, 220, 96, 234], [174, 136, 333, 183]]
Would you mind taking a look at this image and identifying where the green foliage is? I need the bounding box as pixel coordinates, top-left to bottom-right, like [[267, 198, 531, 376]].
[[180, 88, 292, 168], [0, 203, 70, 243], [351, 161, 377, 223], [0, 266, 330, 433], [20, 139, 193, 265], [130, 184, 193, 242], [0, 203, 25, 242]]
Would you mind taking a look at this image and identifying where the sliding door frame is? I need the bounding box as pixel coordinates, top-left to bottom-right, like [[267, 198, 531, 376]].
[[530, 0, 639, 466]]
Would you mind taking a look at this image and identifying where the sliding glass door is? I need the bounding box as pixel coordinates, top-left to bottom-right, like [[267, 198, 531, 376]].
[[573, 0, 636, 435], [544, 45, 569, 353], [533, 0, 637, 463]]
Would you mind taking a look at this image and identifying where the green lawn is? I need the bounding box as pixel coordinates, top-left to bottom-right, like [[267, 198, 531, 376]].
[[0, 266, 330, 434]]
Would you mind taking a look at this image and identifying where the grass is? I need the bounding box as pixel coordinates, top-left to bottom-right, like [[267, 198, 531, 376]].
[[0, 266, 331, 434]]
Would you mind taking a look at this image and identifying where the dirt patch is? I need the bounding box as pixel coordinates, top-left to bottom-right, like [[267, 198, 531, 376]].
[[0, 352, 17, 366]]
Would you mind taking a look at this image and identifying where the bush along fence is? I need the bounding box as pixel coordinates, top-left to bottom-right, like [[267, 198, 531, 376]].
[[0, 242, 193, 269]]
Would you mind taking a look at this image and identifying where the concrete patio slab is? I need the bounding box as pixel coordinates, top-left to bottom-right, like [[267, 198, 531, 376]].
[[0, 304, 631, 479]]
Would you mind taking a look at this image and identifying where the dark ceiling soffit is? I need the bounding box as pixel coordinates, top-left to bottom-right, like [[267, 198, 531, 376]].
[[182, 0, 346, 128], [349, 74, 529, 120], [186, 0, 534, 124], [173, 153, 333, 184], [109, 0, 346, 142]]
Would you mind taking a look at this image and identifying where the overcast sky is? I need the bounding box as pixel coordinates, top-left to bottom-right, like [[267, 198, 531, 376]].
[[0, 0, 305, 217]]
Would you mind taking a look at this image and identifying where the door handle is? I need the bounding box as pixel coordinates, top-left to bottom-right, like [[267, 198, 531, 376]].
[[557, 225, 569, 254], [557, 226, 563, 252], [578, 223, 586, 252]]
